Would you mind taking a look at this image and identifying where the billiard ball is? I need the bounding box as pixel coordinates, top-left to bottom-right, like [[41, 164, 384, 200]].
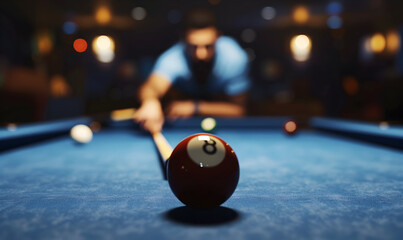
[[283, 120, 298, 135], [201, 117, 216, 132], [6, 123, 18, 131], [70, 124, 93, 143], [90, 121, 102, 132], [167, 133, 239, 208]]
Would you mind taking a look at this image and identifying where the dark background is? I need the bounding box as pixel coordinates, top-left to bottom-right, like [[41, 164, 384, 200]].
[[1, 0, 403, 124]]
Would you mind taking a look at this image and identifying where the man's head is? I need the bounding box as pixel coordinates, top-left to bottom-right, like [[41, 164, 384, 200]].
[[183, 9, 219, 62]]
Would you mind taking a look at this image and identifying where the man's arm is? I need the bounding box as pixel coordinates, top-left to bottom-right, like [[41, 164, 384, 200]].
[[166, 92, 248, 117], [138, 73, 171, 101], [133, 73, 171, 133], [198, 92, 247, 116]]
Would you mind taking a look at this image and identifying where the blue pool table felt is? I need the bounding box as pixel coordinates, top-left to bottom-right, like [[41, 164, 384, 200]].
[[1, 127, 403, 240]]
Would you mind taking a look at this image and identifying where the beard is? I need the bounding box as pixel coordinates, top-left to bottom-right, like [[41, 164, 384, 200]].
[[192, 60, 213, 84]]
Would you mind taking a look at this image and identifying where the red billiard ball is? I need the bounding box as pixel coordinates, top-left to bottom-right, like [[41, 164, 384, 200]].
[[167, 133, 239, 209], [283, 120, 298, 135]]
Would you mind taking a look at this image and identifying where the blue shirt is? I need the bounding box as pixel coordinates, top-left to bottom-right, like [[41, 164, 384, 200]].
[[152, 36, 250, 98]]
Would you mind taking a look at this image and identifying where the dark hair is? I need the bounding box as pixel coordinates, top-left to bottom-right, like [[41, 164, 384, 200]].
[[182, 9, 217, 33]]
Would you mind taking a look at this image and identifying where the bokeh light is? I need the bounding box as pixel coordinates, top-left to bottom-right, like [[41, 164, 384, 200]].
[[97, 51, 115, 63], [241, 28, 257, 43], [293, 6, 309, 24], [118, 61, 137, 79], [92, 35, 115, 63], [92, 35, 115, 54], [290, 34, 312, 62], [73, 38, 87, 53], [363, 37, 372, 53], [360, 36, 374, 61], [370, 33, 386, 53], [37, 31, 53, 55], [327, 16, 343, 29], [244, 48, 256, 62], [386, 31, 401, 54], [50, 75, 71, 98], [95, 6, 112, 24], [63, 21, 77, 35], [131, 7, 147, 20], [342, 76, 359, 96], [261, 6, 276, 20], [261, 60, 282, 80]]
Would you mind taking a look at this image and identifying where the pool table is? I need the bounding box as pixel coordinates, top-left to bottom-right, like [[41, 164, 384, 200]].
[[1, 116, 403, 240]]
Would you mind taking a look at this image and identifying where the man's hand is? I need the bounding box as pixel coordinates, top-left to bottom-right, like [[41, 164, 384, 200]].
[[166, 100, 197, 118], [133, 99, 164, 133]]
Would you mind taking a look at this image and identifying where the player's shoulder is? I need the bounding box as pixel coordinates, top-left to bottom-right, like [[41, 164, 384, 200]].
[[216, 36, 240, 48], [215, 36, 248, 64], [215, 36, 248, 77], [155, 42, 188, 74], [159, 42, 186, 62]]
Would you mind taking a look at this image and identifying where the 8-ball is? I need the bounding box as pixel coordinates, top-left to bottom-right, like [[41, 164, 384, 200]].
[[167, 133, 239, 208]]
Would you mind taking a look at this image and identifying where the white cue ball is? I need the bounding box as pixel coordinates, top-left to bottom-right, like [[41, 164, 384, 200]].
[[70, 124, 93, 143]]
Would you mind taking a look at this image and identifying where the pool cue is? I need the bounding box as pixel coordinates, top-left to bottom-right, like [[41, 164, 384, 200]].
[[110, 108, 137, 121], [151, 132, 173, 164], [110, 107, 173, 165]]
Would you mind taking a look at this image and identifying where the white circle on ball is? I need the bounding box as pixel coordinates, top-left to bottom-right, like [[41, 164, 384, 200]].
[[70, 124, 93, 143], [187, 135, 226, 167]]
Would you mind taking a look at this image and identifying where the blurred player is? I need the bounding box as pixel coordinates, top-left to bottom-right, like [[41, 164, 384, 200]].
[[134, 9, 251, 133]]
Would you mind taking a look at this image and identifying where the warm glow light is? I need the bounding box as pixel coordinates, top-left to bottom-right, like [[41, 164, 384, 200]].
[[293, 6, 309, 24], [364, 37, 372, 53], [92, 35, 115, 63], [290, 34, 312, 62], [386, 31, 401, 54], [97, 51, 115, 63], [95, 6, 112, 24], [294, 35, 310, 49], [370, 33, 386, 53], [73, 38, 87, 53], [50, 75, 71, 98], [92, 35, 114, 53], [342, 76, 359, 96], [37, 32, 53, 54]]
